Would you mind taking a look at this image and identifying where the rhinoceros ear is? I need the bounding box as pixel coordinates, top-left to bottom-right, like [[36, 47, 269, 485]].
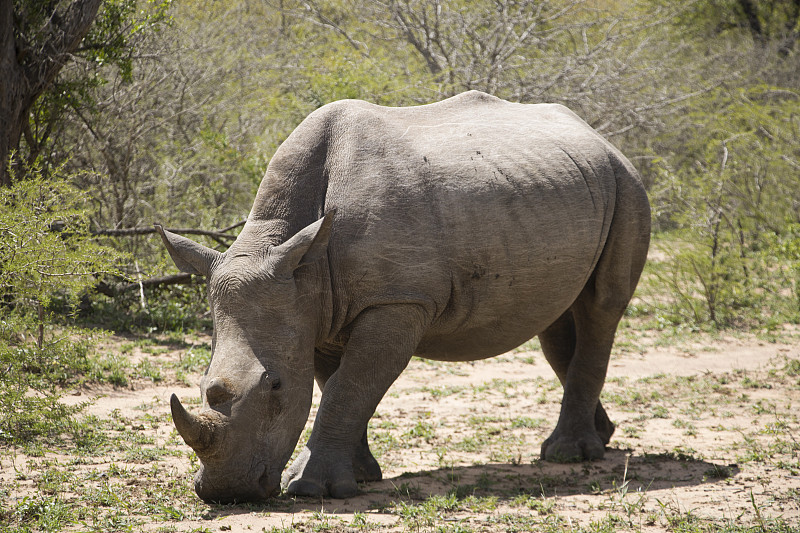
[[268, 210, 335, 279], [155, 225, 221, 277]]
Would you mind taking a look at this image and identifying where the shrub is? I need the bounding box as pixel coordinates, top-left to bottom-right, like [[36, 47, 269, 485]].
[[649, 86, 800, 328], [0, 163, 125, 444]]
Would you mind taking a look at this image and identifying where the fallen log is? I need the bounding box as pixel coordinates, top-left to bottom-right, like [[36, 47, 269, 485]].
[[95, 273, 196, 297]]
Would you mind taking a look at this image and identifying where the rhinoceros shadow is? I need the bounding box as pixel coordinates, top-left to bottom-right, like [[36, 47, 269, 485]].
[[206, 447, 739, 516]]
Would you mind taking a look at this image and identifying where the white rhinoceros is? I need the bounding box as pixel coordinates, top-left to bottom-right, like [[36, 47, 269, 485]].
[[157, 90, 650, 503]]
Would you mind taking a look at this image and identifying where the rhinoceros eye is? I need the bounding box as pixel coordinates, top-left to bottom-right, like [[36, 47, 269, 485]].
[[261, 372, 281, 391]]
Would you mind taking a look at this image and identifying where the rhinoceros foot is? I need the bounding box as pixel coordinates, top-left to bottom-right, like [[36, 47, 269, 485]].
[[282, 446, 359, 499], [353, 444, 382, 482], [594, 403, 615, 445], [540, 429, 605, 463]]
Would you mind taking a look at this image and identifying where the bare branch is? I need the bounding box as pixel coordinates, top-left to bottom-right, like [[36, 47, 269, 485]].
[[92, 221, 245, 245], [300, 0, 368, 53], [23, 0, 104, 93]]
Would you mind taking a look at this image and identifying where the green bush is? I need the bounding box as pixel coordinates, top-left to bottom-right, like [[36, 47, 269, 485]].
[[0, 164, 125, 445], [85, 282, 211, 334], [649, 86, 800, 328]]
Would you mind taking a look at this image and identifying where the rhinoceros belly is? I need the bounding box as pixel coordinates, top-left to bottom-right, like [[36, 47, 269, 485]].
[[413, 237, 598, 361]]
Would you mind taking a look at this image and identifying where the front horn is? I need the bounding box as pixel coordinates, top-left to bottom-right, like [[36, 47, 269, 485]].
[[170, 393, 216, 453]]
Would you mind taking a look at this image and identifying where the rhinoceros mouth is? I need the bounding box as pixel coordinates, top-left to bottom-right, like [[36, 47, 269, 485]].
[[194, 463, 279, 504]]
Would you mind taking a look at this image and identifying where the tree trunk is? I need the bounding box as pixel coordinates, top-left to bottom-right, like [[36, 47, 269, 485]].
[[0, 94, 27, 187], [737, 0, 764, 44], [0, 0, 103, 186], [0, 78, 29, 186], [0, 0, 26, 186]]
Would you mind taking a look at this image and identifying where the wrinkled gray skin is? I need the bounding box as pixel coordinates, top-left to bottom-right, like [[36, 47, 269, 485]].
[[157, 91, 650, 503]]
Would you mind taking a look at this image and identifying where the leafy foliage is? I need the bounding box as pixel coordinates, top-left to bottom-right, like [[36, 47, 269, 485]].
[[650, 86, 800, 327], [0, 166, 123, 314], [14, 0, 173, 168], [665, 0, 800, 53], [0, 164, 124, 444], [5, 0, 800, 331]]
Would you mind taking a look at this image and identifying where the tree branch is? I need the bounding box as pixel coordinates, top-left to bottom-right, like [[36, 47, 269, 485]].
[[92, 220, 246, 247], [24, 0, 103, 94], [302, 0, 367, 53], [390, 1, 443, 76]]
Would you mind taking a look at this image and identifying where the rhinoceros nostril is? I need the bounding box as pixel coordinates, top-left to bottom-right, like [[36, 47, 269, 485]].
[[205, 378, 234, 406]]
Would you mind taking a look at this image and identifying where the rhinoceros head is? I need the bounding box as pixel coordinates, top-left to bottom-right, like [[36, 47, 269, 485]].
[[156, 213, 334, 503]]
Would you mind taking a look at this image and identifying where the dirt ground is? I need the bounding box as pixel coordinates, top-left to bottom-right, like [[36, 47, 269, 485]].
[[2, 327, 799, 532]]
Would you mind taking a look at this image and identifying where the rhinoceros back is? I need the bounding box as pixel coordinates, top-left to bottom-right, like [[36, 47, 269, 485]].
[[267, 92, 632, 361]]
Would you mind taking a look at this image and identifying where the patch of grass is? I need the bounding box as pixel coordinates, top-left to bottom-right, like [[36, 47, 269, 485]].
[[752, 399, 777, 415], [391, 479, 423, 499], [510, 416, 546, 429], [370, 417, 397, 430], [369, 428, 400, 459], [511, 494, 556, 515], [623, 426, 642, 438], [136, 358, 164, 383], [405, 414, 436, 442], [601, 388, 660, 410], [642, 447, 701, 463], [459, 494, 497, 512], [784, 358, 800, 377], [174, 344, 212, 384], [88, 352, 132, 387], [421, 384, 466, 399], [349, 511, 369, 529], [467, 415, 502, 426], [672, 418, 697, 435], [393, 492, 466, 530], [741, 376, 773, 389], [2, 494, 74, 533], [651, 405, 669, 418], [178, 345, 212, 372], [471, 378, 525, 398], [703, 463, 733, 480], [489, 511, 565, 531], [70, 418, 109, 452]]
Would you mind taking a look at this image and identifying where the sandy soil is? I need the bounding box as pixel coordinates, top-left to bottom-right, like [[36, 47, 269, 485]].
[[3, 330, 799, 532]]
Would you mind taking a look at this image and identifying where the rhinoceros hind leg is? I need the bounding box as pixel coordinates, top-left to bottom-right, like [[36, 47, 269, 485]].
[[538, 304, 617, 463], [595, 402, 615, 445], [539, 311, 615, 449], [540, 431, 605, 462], [539, 405, 614, 462], [538, 168, 649, 463]]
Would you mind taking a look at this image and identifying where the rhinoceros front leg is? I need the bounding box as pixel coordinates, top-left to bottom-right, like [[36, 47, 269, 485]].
[[539, 310, 615, 445], [312, 349, 382, 483], [282, 305, 426, 498]]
